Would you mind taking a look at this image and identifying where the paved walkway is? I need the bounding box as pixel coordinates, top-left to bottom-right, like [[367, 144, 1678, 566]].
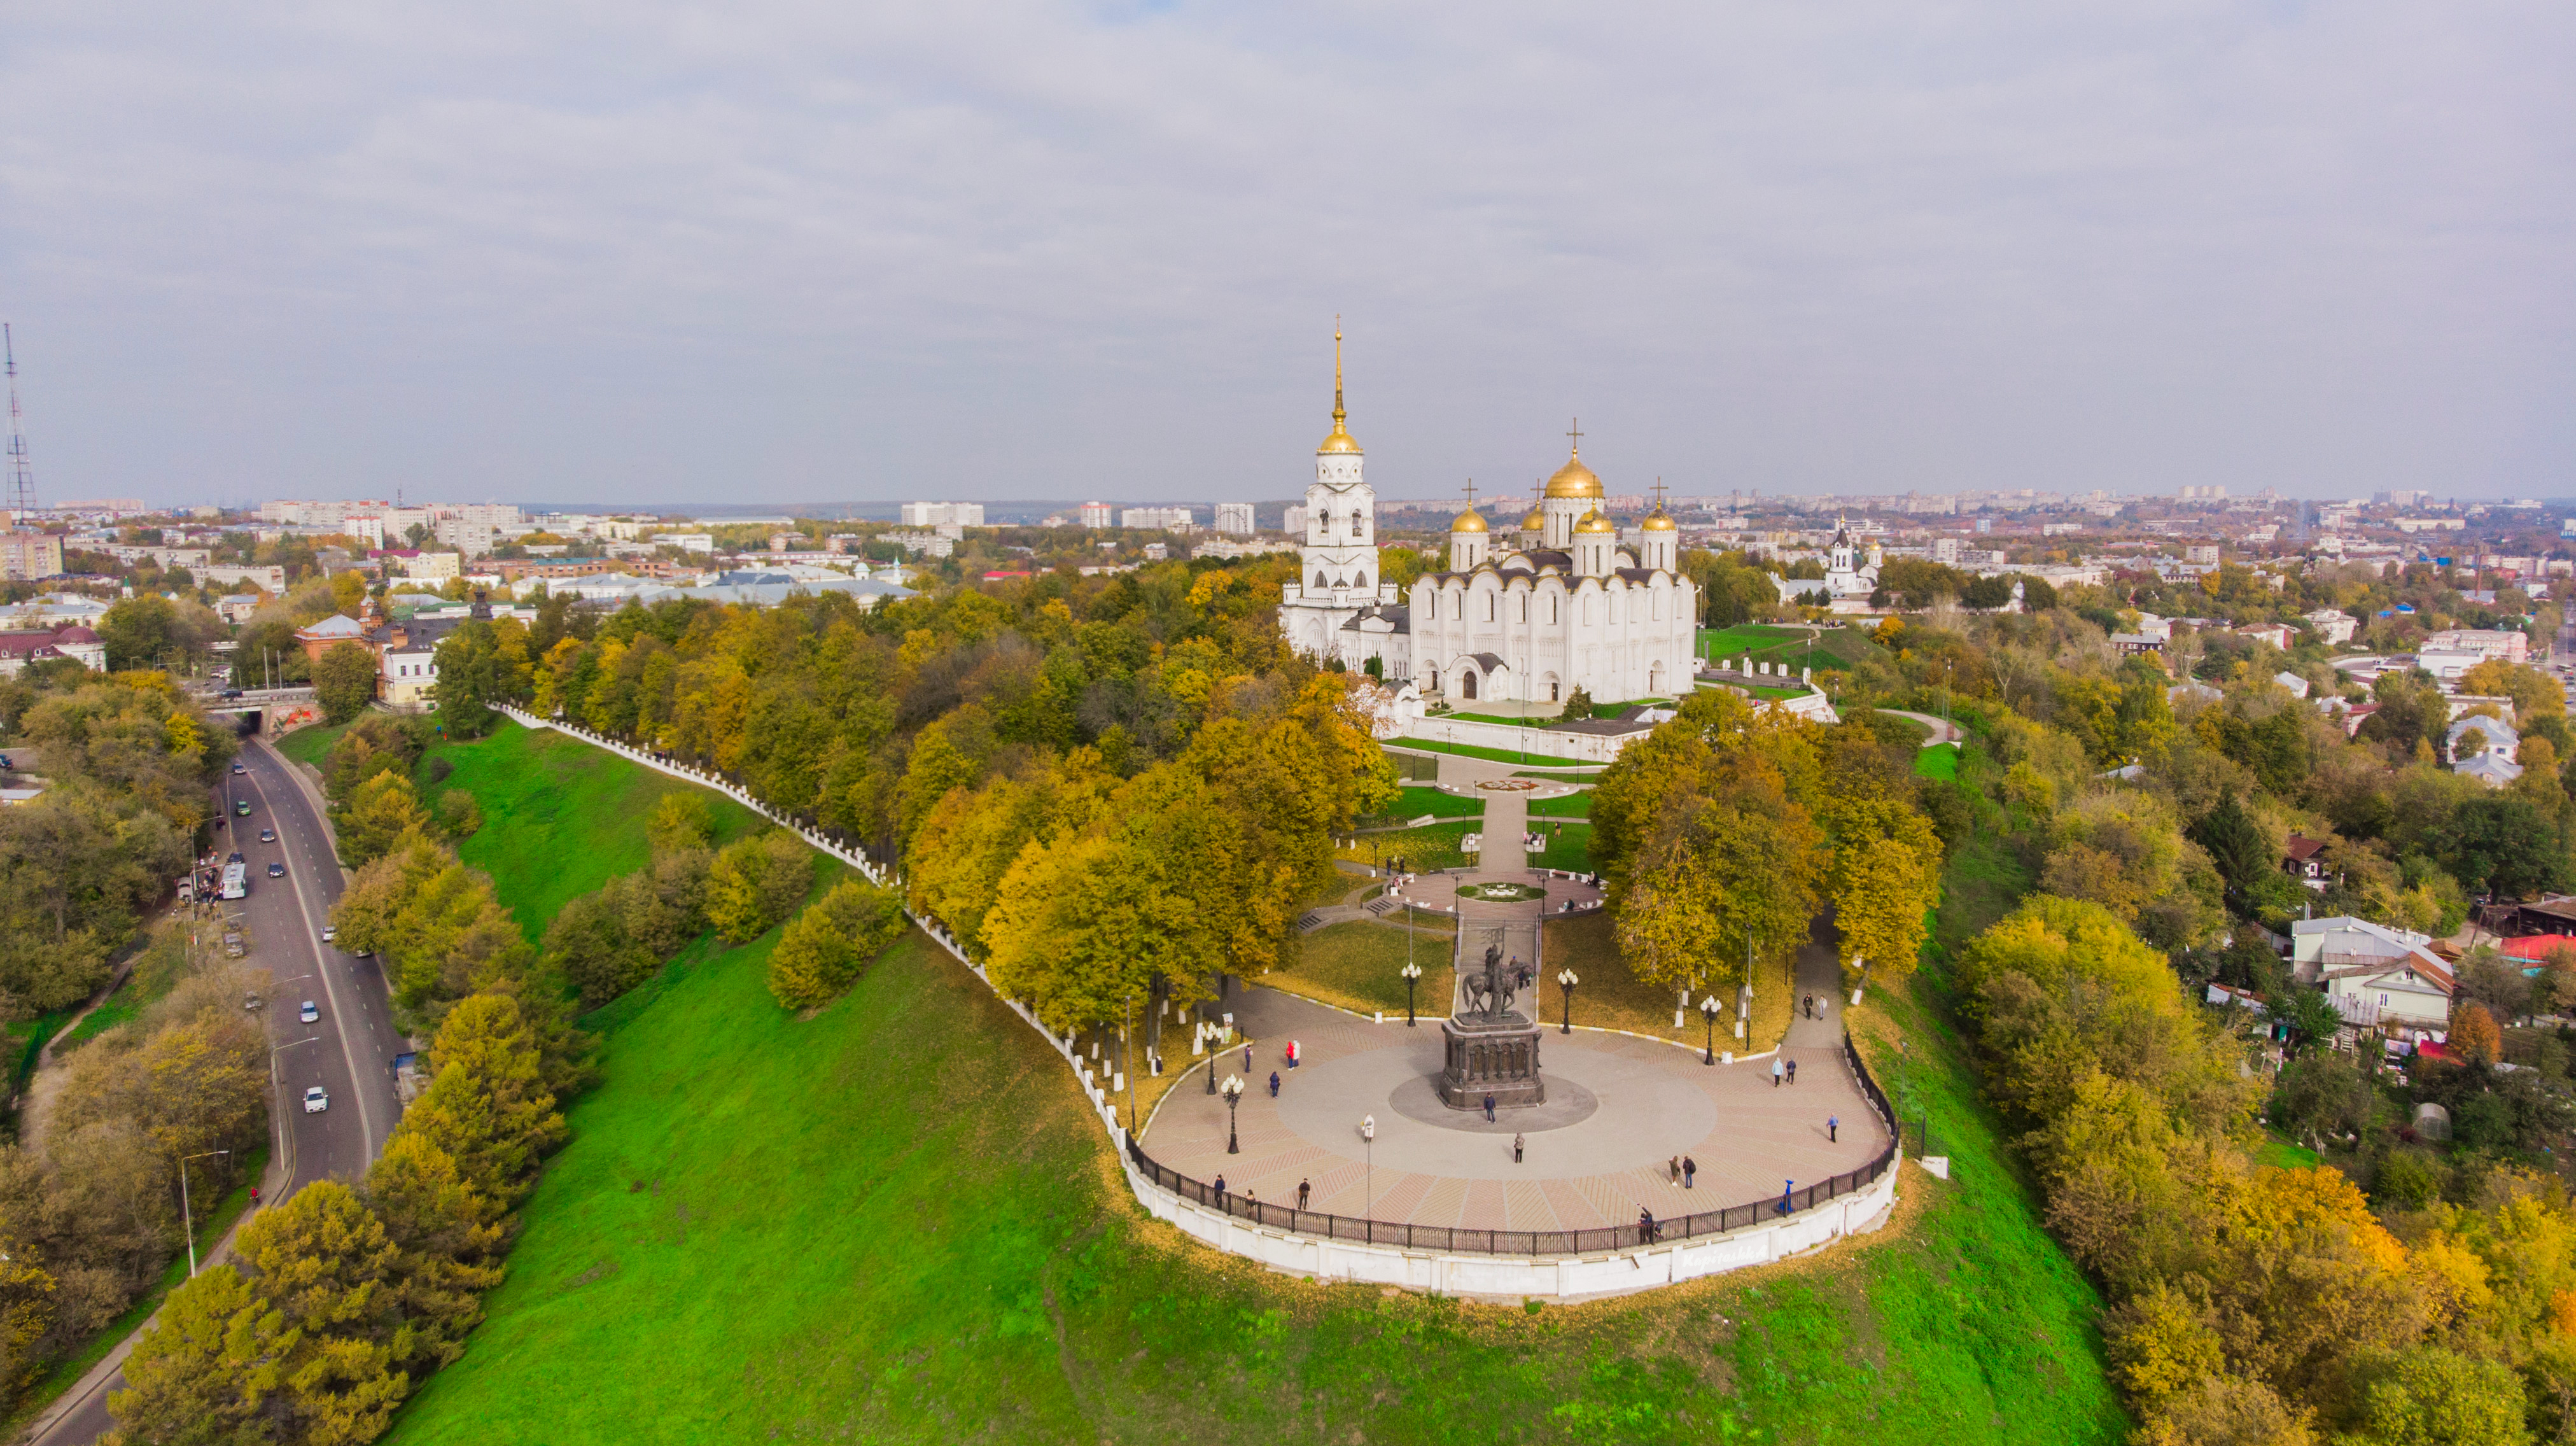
[[1147, 974, 1886, 1232], [1874, 708, 1962, 746]]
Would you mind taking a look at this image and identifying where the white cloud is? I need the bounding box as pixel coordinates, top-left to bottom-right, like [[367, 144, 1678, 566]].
[[2, 0, 2571, 504]]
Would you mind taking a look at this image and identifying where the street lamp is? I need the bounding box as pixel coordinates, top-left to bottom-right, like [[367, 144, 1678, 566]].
[[1401, 962, 1422, 1027], [1701, 993, 1721, 1065], [1558, 968, 1579, 1035], [1362, 1114, 1376, 1216], [178, 1149, 232, 1277], [1221, 1075, 1244, 1154]]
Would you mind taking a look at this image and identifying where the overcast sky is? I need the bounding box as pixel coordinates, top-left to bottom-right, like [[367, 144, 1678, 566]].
[[4, 1, 2572, 508]]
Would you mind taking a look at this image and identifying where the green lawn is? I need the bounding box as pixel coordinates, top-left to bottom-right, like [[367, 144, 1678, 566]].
[[417, 720, 767, 942], [1914, 744, 1959, 782], [1338, 820, 1474, 871], [1271, 920, 1455, 1019], [1697, 624, 1810, 659], [1529, 818, 1593, 872], [1366, 785, 1486, 824], [391, 913, 2129, 1446], [274, 720, 353, 768], [62, 934, 192, 1049], [1525, 792, 1591, 819]]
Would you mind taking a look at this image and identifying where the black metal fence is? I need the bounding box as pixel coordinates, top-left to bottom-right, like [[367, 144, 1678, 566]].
[[1126, 1033, 1912, 1258]]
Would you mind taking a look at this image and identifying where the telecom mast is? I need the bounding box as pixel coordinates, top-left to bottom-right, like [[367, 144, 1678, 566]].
[[4, 326, 33, 526]]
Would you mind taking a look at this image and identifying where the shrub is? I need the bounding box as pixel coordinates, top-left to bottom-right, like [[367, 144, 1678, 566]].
[[706, 831, 814, 943], [766, 879, 907, 1011]]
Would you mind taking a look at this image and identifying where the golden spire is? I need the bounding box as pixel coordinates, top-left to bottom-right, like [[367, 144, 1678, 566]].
[[1318, 317, 1362, 454]]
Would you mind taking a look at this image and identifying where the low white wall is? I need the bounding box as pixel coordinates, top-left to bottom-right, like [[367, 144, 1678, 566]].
[[507, 704, 1897, 1298], [1122, 1149, 1900, 1302], [1397, 717, 1639, 763]]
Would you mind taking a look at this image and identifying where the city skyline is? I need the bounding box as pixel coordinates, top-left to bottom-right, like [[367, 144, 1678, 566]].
[[3, 3, 2570, 508]]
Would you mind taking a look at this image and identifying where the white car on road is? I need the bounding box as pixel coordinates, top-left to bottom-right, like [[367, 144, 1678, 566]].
[[299, 1000, 319, 1023], [302, 1086, 329, 1114]]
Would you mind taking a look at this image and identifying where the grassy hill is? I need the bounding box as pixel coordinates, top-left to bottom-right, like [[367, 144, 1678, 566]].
[[416, 720, 768, 939], [383, 731, 2125, 1445]]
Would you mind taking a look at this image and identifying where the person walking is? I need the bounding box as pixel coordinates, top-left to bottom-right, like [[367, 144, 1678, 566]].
[[1483, 1093, 1497, 1122], [1787, 1057, 1799, 1085], [1298, 1179, 1312, 1210], [1802, 993, 1812, 1020], [1268, 1070, 1280, 1098], [1668, 1155, 1681, 1185], [1214, 1174, 1227, 1200], [1242, 1042, 1252, 1071], [1513, 1133, 1525, 1164], [1828, 1115, 1839, 1144], [1772, 1057, 1784, 1088], [1683, 1156, 1697, 1189]]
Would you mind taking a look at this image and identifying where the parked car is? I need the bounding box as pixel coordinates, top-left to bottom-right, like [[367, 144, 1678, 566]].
[[267, 862, 284, 878], [303, 1086, 329, 1114], [258, 828, 275, 843], [321, 925, 337, 943], [299, 1000, 319, 1023]]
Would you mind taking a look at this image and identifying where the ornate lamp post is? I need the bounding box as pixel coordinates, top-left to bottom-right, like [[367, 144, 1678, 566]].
[[1401, 962, 1422, 1026], [1222, 1074, 1244, 1154], [1362, 1114, 1376, 1215], [1701, 993, 1721, 1065], [1558, 967, 1579, 1035]]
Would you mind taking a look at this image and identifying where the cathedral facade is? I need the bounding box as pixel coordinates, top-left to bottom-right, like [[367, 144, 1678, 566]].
[[1275, 337, 1698, 707]]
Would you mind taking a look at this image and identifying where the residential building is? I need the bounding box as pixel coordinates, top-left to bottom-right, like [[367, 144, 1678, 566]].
[[0, 624, 105, 677], [2457, 753, 2525, 789], [2304, 608, 2356, 645], [900, 502, 985, 528], [2447, 715, 2518, 764], [1079, 502, 1114, 529], [1121, 506, 1196, 531], [1, 531, 64, 580], [1214, 503, 1256, 537], [293, 614, 370, 664], [2293, 916, 2455, 1028], [2283, 834, 2330, 890], [201, 564, 290, 594]]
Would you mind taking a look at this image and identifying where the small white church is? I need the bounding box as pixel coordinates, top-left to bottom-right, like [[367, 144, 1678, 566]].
[[1276, 333, 1699, 706]]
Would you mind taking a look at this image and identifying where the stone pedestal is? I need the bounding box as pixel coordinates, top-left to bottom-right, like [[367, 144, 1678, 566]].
[[1438, 1013, 1546, 1110]]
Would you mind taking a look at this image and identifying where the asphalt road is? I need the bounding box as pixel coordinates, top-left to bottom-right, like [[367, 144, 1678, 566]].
[[30, 734, 405, 1446]]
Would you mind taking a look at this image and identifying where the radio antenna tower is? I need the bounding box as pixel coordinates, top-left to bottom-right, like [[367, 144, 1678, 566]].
[[4, 326, 34, 527]]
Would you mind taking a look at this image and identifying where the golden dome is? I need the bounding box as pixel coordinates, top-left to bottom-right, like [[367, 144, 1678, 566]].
[[1574, 510, 1615, 535], [1450, 509, 1488, 533], [1641, 509, 1677, 531], [1520, 509, 1544, 531], [1543, 450, 1603, 499]]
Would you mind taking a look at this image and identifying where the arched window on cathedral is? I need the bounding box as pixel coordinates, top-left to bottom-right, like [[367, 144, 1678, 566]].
[[1350, 513, 1364, 537], [1519, 594, 1527, 622], [1354, 572, 1368, 591], [1550, 595, 1558, 625], [1313, 571, 1328, 590], [1317, 511, 1331, 536], [1485, 592, 1495, 622]]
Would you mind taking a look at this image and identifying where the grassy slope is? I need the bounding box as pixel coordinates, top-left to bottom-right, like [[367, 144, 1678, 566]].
[[274, 720, 351, 768], [417, 720, 766, 941], [393, 925, 2126, 1446], [384, 724, 2125, 1445]]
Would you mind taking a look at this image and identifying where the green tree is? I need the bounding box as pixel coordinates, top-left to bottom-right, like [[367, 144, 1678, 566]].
[[430, 623, 501, 739], [704, 832, 814, 943], [766, 878, 907, 1010], [105, 1265, 291, 1446], [312, 640, 379, 724], [2341, 1347, 2532, 1446], [645, 792, 716, 853], [404, 993, 566, 1202], [333, 773, 429, 867]]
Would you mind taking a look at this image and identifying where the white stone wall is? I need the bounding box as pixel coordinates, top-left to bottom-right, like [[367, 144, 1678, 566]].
[[1123, 1149, 1899, 1302]]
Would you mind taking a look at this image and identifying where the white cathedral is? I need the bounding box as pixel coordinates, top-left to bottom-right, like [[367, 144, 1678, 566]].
[[1277, 333, 1698, 706]]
